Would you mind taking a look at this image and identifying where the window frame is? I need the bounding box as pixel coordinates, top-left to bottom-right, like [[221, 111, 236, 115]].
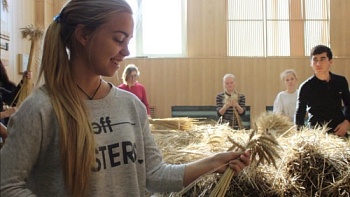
[[226, 0, 330, 57], [126, 0, 187, 58]]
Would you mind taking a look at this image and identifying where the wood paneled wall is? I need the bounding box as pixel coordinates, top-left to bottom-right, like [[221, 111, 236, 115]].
[[3, 0, 54, 83], [116, 0, 350, 120], [6, 0, 350, 123], [187, 0, 226, 57], [4, 0, 35, 83], [117, 57, 350, 121]]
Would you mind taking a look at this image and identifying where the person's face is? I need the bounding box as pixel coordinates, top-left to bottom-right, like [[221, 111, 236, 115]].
[[85, 12, 134, 77], [126, 70, 138, 84], [311, 52, 332, 76], [284, 73, 297, 89], [224, 77, 236, 93]]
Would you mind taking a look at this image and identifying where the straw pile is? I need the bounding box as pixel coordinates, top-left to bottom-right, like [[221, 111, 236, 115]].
[[150, 117, 201, 131], [148, 113, 350, 197], [209, 125, 281, 196], [151, 124, 235, 164], [272, 127, 350, 196]]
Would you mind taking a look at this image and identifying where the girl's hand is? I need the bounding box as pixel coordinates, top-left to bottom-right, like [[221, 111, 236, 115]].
[[2, 106, 17, 118], [214, 150, 251, 174]]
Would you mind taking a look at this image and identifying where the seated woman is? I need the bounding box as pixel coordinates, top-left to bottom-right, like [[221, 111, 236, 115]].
[[216, 74, 246, 129], [0, 60, 32, 107], [0, 60, 17, 105], [0, 101, 16, 147], [118, 64, 151, 118], [273, 69, 298, 121], [0, 107, 17, 145], [1, 61, 31, 126]]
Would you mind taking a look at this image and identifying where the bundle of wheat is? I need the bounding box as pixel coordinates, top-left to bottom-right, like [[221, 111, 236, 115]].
[[254, 111, 294, 137], [15, 25, 44, 106], [209, 128, 281, 197]]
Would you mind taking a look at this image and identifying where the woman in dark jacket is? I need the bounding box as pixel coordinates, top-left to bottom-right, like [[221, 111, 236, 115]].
[[0, 60, 16, 88], [0, 60, 31, 126], [0, 60, 31, 107]]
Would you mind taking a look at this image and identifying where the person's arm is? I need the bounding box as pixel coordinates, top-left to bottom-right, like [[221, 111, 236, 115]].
[[273, 93, 283, 114], [0, 87, 12, 95], [1, 94, 42, 196], [0, 123, 8, 143], [216, 93, 227, 116], [8, 71, 32, 106], [9, 79, 27, 106], [334, 77, 350, 136], [0, 107, 17, 119], [0, 87, 14, 105], [236, 94, 246, 115], [295, 86, 307, 129], [183, 150, 250, 186], [340, 77, 350, 121], [140, 85, 151, 116], [334, 120, 349, 137], [218, 103, 230, 116], [218, 94, 245, 116]]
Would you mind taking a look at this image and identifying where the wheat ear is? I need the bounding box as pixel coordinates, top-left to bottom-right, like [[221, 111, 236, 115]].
[[209, 129, 281, 197]]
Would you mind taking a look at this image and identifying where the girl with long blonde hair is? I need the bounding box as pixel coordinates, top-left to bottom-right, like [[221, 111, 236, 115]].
[[1, 1, 250, 196]]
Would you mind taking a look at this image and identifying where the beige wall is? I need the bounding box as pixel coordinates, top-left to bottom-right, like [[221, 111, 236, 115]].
[[4, 0, 350, 122], [3, 0, 55, 83], [120, 57, 350, 121], [3, 0, 35, 84]]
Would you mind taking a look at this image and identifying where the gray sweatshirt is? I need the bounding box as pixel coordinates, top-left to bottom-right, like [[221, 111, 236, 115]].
[[0, 85, 185, 196]]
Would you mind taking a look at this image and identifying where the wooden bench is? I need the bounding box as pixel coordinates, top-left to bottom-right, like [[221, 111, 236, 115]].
[[266, 106, 273, 112], [171, 106, 218, 121], [171, 105, 251, 129], [241, 106, 251, 129]]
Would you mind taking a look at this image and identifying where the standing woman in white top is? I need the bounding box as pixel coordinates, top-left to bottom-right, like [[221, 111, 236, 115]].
[[273, 69, 298, 121]]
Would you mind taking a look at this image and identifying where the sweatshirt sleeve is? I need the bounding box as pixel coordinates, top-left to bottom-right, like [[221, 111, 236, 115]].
[[0, 93, 42, 196], [341, 77, 350, 121], [295, 85, 307, 128], [142, 118, 185, 193], [140, 85, 151, 115]]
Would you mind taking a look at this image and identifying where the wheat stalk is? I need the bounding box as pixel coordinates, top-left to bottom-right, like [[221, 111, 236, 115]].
[[209, 129, 281, 197], [13, 25, 44, 106]]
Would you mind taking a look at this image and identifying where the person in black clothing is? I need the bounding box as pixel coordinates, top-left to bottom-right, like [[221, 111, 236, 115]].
[[0, 60, 17, 101], [0, 60, 32, 107], [0, 60, 31, 126], [295, 45, 350, 137], [0, 103, 16, 146], [1, 61, 16, 126]]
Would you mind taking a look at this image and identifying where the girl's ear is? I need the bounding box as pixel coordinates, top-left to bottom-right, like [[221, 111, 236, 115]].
[[75, 24, 90, 46]]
